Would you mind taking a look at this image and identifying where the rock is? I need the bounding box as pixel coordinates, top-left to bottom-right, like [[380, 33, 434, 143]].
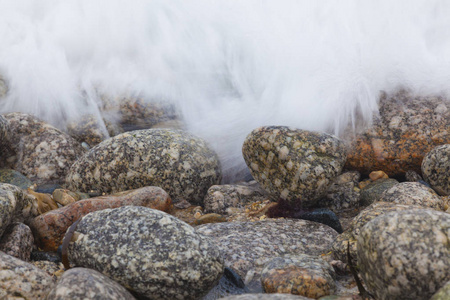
[[295, 208, 343, 234], [31, 251, 61, 264], [318, 171, 361, 212], [66, 114, 112, 147], [369, 170, 388, 181], [196, 219, 338, 291], [331, 202, 425, 264], [204, 181, 272, 215], [379, 181, 445, 210], [0, 222, 34, 261], [193, 213, 228, 226], [52, 189, 80, 206], [431, 281, 450, 300], [30, 186, 172, 251], [0, 75, 7, 98], [422, 144, 450, 196], [405, 170, 423, 182], [35, 183, 63, 194], [0, 169, 32, 189], [242, 126, 347, 208], [66, 128, 221, 205], [47, 267, 136, 300], [357, 209, 450, 300], [29, 260, 64, 281], [203, 267, 249, 300], [220, 294, 313, 300], [0, 113, 85, 185], [261, 254, 336, 299], [0, 251, 55, 299], [345, 90, 450, 177], [25, 188, 59, 215], [359, 178, 398, 207], [67, 206, 223, 299]]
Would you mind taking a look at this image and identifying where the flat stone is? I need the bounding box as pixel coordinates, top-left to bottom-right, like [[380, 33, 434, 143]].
[[357, 209, 450, 300], [422, 144, 450, 196], [0, 222, 34, 261], [30, 186, 172, 251], [66, 128, 221, 205], [196, 219, 338, 291], [47, 267, 136, 300], [261, 254, 336, 299], [242, 126, 347, 208], [68, 206, 223, 299], [0, 251, 55, 299]]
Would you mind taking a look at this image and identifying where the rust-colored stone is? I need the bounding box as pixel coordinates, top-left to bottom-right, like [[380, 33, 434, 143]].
[[29, 186, 172, 251]]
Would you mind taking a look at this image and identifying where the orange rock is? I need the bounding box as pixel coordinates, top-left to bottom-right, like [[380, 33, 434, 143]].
[[29, 186, 172, 251], [345, 90, 450, 177], [369, 170, 388, 181]]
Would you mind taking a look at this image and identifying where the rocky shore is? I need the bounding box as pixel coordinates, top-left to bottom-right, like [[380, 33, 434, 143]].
[[0, 90, 449, 299]]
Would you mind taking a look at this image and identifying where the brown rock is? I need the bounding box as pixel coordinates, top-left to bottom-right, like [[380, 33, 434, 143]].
[[369, 170, 388, 181], [26, 188, 59, 215], [52, 189, 80, 206], [30, 186, 172, 251], [345, 90, 450, 177]]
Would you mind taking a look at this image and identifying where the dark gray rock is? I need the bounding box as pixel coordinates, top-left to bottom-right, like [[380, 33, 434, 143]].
[[242, 126, 347, 208], [359, 178, 398, 207], [66, 128, 221, 205], [297, 209, 342, 234], [202, 267, 249, 300], [0, 169, 33, 189], [0, 251, 55, 299], [0, 222, 33, 261], [422, 144, 450, 196], [357, 209, 450, 300], [47, 267, 136, 300], [68, 206, 223, 299], [318, 171, 361, 212], [196, 219, 338, 292], [220, 294, 313, 300]]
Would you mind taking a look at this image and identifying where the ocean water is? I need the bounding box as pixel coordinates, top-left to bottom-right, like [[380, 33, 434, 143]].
[[1, 0, 450, 181]]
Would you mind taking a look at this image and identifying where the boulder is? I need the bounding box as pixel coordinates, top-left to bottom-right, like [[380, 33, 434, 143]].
[[422, 144, 450, 196], [317, 171, 361, 212], [242, 126, 346, 208], [0, 169, 33, 189], [0, 222, 34, 261], [66, 128, 221, 205], [67, 206, 223, 299], [359, 178, 398, 207]]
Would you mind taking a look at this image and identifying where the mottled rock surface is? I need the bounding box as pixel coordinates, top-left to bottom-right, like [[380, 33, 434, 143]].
[[0, 169, 32, 189], [204, 181, 272, 215], [357, 209, 450, 300], [318, 171, 361, 212], [261, 254, 336, 299], [422, 144, 450, 196], [332, 202, 425, 264], [221, 294, 313, 300], [196, 219, 338, 291], [379, 181, 444, 210], [203, 267, 249, 300], [345, 90, 450, 176], [242, 126, 346, 207], [0, 251, 55, 299], [0, 113, 85, 185], [68, 206, 223, 299], [431, 281, 450, 300], [67, 114, 112, 147], [0, 223, 33, 261], [66, 128, 221, 205], [30, 186, 172, 251], [47, 268, 136, 300], [359, 178, 398, 206]]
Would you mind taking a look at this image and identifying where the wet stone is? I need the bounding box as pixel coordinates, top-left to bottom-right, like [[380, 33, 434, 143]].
[[0, 222, 34, 261], [31, 251, 61, 264], [0, 251, 55, 299], [30, 186, 172, 251], [196, 219, 338, 291], [359, 178, 398, 207], [318, 171, 361, 212], [0, 169, 33, 189], [431, 281, 450, 300], [379, 181, 445, 210], [261, 254, 336, 299], [47, 267, 136, 300], [66, 128, 221, 205], [67, 114, 113, 147], [68, 206, 223, 300], [220, 294, 313, 300], [422, 144, 450, 196], [242, 126, 347, 208], [357, 209, 450, 300], [203, 267, 249, 300]]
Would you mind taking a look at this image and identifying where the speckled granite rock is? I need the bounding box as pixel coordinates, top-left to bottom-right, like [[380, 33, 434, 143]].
[[422, 144, 450, 196], [405, 170, 423, 182], [359, 178, 398, 207], [30, 260, 64, 281], [0, 251, 55, 299], [345, 90, 450, 177], [0, 113, 85, 185], [379, 181, 445, 210], [357, 209, 450, 300], [0, 223, 33, 261], [0, 115, 8, 147], [0, 169, 33, 189], [317, 171, 361, 212], [220, 294, 313, 300], [68, 206, 223, 299], [67, 114, 112, 147], [203, 267, 249, 300], [431, 281, 450, 300], [66, 128, 221, 205], [47, 268, 136, 300], [242, 126, 347, 208], [331, 202, 425, 264], [261, 254, 336, 298], [196, 219, 338, 291], [204, 181, 272, 215], [30, 186, 172, 251]]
